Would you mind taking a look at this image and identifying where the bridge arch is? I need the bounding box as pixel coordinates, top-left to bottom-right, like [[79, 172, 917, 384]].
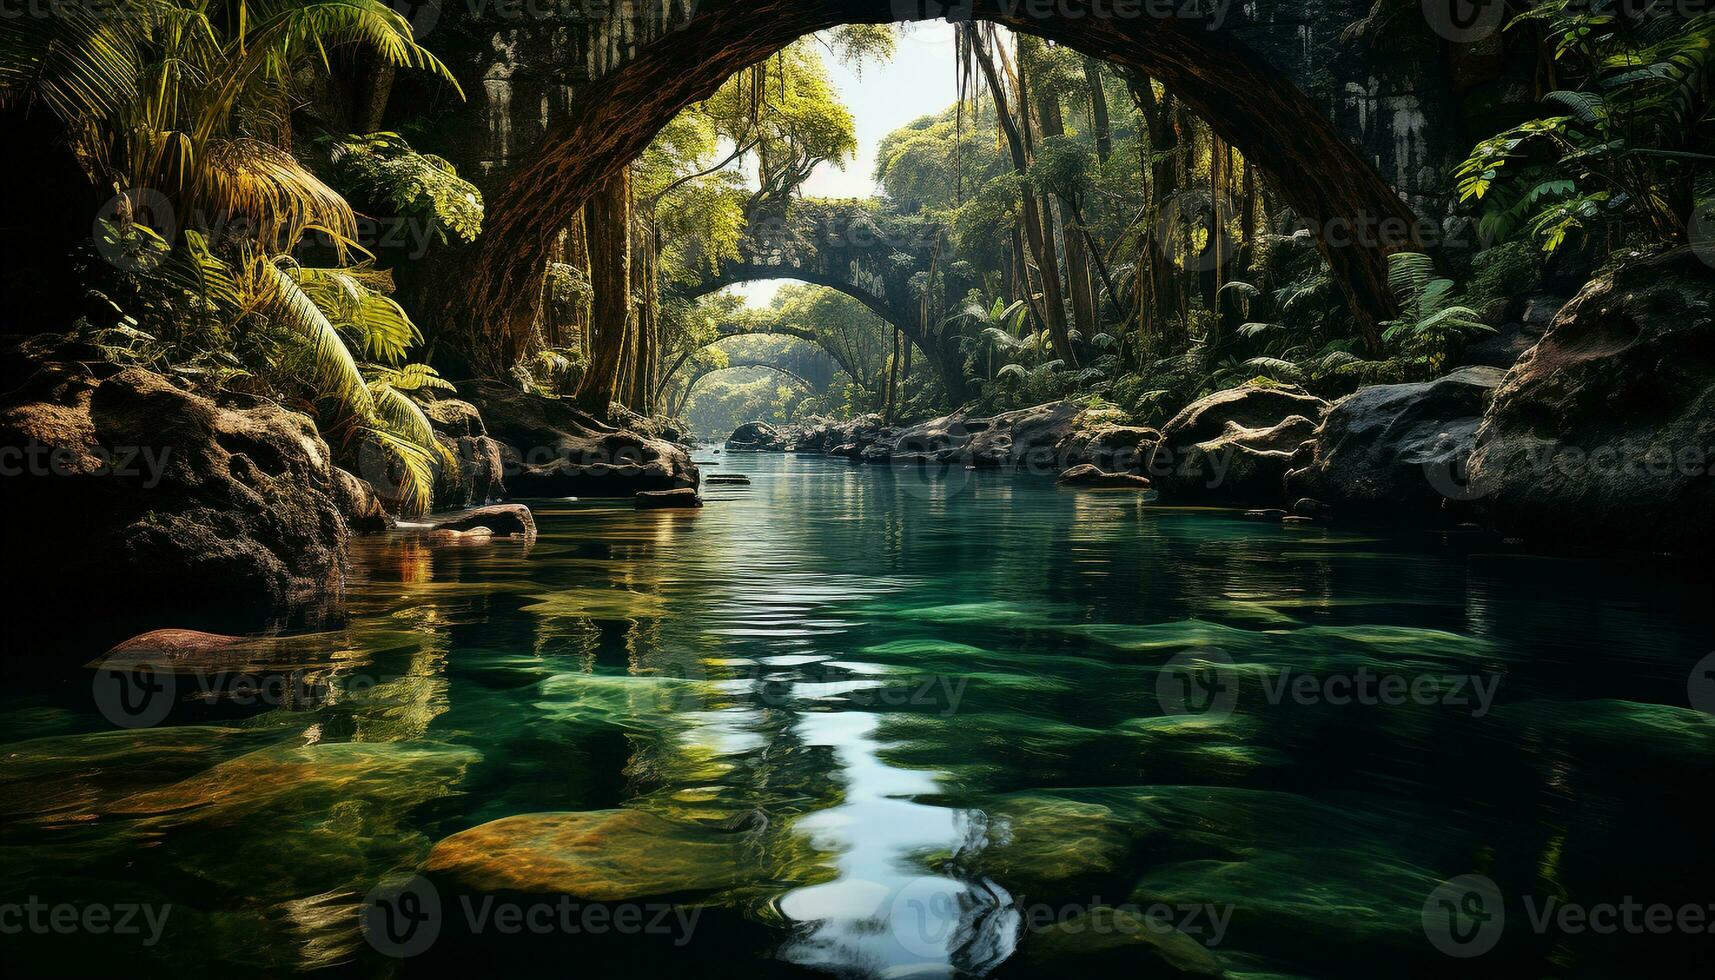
[[445, 0, 1444, 380], [668, 361, 820, 419], [657, 321, 882, 405]]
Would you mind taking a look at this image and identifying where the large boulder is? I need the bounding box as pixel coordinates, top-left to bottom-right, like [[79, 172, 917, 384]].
[[459, 381, 698, 498], [0, 337, 347, 640], [1284, 366, 1507, 513], [1056, 423, 1162, 474], [1147, 386, 1330, 503], [421, 397, 506, 510], [1464, 249, 1715, 552], [725, 420, 784, 451]]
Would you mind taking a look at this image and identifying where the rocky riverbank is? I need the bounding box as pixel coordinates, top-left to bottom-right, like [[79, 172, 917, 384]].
[[1, 333, 699, 649], [725, 250, 1715, 556]]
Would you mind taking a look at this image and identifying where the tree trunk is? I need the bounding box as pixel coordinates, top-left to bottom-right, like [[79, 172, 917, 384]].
[[973, 32, 1077, 368], [1038, 92, 1098, 345], [1083, 57, 1112, 164], [572, 169, 632, 416]]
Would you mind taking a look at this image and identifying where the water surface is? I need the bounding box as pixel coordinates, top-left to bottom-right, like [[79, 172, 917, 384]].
[[4, 453, 1712, 976]]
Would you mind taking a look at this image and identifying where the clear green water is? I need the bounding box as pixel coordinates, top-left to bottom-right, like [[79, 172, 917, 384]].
[[4, 453, 1713, 977]]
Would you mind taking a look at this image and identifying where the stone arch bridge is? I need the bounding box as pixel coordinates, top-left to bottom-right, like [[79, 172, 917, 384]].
[[417, 0, 1485, 373], [673, 201, 962, 396]]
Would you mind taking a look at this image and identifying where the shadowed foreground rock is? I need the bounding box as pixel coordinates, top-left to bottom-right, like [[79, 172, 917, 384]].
[[423, 397, 507, 511], [461, 380, 698, 497], [1466, 249, 1715, 553], [1286, 366, 1505, 513], [332, 467, 392, 534], [0, 336, 348, 637]]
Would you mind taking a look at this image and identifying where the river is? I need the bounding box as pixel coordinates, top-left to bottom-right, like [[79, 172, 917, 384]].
[[3, 451, 1712, 976]]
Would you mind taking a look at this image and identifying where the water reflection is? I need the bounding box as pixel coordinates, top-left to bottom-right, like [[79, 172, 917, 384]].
[[1, 453, 1712, 977]]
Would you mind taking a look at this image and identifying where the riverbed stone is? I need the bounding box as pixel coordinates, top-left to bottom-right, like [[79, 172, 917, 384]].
[[426, 809, 746, 899]]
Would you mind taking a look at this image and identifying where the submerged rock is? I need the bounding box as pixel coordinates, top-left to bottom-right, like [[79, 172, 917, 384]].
[[725, 420, 785, 451], [1057, 464, 1152, 489], [426, 809, 745, 899], [1285, 366, 1506, 514], [0, 336, 347, 637], [460, 380, 698, 498], [636, 488, 702, 509], [1465, 249, 1715, 552], [704, 473, 750, 485]]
